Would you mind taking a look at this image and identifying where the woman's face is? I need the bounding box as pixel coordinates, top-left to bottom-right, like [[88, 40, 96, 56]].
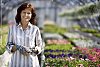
[[21, 8, 32, 22]]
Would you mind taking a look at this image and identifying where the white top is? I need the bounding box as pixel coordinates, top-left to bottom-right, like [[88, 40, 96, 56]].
[[6, 22, 42, 67]]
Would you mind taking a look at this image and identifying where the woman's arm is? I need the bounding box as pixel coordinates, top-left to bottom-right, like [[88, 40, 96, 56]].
[[35, 27, 43, 54], [6, 25, 16, 53]]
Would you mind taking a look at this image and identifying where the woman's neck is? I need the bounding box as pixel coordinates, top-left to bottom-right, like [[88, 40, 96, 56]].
[[21, 21, 28, 29]]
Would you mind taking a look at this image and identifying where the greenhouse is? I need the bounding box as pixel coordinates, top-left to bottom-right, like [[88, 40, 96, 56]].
[[0, 0, 100, 67]]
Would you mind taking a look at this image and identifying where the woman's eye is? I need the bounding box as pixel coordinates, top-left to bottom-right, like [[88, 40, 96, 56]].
[[27, 12, 31, 14], [23, 12, 26, 14]]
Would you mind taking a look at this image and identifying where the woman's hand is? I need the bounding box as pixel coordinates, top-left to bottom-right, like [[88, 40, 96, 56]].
[[18, 46, 32, 56], [32, 48, 39, 54], [11, 45, 17, 52], [21, 49, 30, 56]]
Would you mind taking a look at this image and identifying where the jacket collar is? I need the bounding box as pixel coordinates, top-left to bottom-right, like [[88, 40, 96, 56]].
[[17, 22, 33, 30]]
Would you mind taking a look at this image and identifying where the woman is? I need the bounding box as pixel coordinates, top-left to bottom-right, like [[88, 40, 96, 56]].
[[6, 3, 43, 67]]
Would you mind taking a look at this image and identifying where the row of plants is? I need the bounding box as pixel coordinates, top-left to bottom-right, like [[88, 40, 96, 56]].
[[93, 33, 100, 38], [80, 28, 100, 38], [64, 32, 100, 48], [44, 46, 100, 67], [81, 28, 99, 33], [72, 26, 99, 34], [44, 24, 67, 34], [46, 39, 71, 45], [45, 44, 73, 50], [68, 22, 100, 38], [60, 2, 100, 20]]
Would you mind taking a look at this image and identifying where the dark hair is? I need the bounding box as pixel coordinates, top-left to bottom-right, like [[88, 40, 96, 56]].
[[15, 3, 36, 25]]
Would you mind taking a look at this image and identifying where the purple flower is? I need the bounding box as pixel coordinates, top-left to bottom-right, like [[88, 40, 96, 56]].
[[67, 53, 73, 57], [48, 54, 56, 58], [48, 54, 53, 58], [44, 49, 49, 52], [61, 54, 66, 57], [49, 50, 53, 52], [55, 49, 60, 52], [79, 54, 83, 58], [61, 50, 65, 52], [51, 55, 56, 58], [83, 55, 88, 60]]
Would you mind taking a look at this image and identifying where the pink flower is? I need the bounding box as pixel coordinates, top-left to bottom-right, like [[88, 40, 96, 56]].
[[97, 64, 100, 67], [76, 64, 84, 67]]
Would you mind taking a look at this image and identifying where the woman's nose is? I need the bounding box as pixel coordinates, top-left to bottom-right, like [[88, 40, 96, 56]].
[[25, 13, 28, 16]]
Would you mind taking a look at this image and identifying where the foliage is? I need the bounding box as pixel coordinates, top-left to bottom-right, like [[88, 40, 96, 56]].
[[72, 25, 81, 30], [45, 44, 73, 50], [60, 2, 100, 20], [44, 46, 100, 67], [0, 24, 8, 55], [81, 28, 98, 33], [76, 28, 100, 38], [0, 35, 7, 55], [93, 33, 100, 38], [44, 24, 67, 34]]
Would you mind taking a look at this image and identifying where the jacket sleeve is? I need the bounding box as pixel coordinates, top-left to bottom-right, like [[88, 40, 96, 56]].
[[6, 25, 14, 53], [35, 27, 43, 54]]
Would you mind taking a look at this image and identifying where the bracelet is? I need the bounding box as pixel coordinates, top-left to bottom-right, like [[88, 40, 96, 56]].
[[7, 42, 15, 46]]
